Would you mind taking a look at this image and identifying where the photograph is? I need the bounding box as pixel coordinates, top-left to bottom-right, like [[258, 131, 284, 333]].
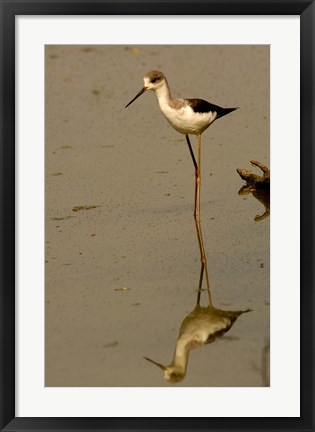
[[1, 1, 314, 429], [45, 44, 270, 387]]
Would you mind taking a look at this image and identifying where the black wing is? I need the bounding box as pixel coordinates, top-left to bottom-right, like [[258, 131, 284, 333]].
[[188, 98, 238, 119]]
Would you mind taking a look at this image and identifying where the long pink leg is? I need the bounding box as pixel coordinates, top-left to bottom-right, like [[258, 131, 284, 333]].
[[186, 134, 212, 307]]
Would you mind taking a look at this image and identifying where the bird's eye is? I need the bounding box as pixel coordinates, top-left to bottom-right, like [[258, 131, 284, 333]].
[[151, 78, 157, 83]]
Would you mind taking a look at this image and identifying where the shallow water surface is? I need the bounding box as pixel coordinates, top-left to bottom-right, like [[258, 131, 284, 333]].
[[45, 45, 269, 386]]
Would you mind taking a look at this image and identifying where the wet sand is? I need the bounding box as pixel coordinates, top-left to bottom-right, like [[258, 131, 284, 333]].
[[45, 45, 269, 386]]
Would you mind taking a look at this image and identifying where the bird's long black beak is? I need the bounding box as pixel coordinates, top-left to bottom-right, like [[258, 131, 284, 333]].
[[143, 356, 167, 370], [125, 86, 147, 108]]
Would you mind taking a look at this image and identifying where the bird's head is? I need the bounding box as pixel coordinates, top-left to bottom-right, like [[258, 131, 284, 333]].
[[143, 356, 185, 383], [143, 70, 166, 91], [125, 70, 166, 108]]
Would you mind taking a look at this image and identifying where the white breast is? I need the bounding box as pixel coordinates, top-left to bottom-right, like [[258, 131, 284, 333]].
[[159, 101, 217, 135]]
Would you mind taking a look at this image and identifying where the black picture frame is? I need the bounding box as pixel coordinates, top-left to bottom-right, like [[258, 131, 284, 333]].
[[0, 1, 314, 431]]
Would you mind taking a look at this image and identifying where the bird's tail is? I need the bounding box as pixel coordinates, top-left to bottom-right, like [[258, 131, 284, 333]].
[[229, 308, 253, 319], [217, 107, 239, 119]]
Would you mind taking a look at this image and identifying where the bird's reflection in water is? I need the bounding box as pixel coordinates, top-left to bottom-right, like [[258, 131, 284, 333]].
[[238, 185, 270, 222], [144, 216, 251, 383], [144, 302, 251, 383]]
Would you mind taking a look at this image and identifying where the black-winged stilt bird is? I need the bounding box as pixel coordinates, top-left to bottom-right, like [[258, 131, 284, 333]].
[[126, 70, 238, 296]]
